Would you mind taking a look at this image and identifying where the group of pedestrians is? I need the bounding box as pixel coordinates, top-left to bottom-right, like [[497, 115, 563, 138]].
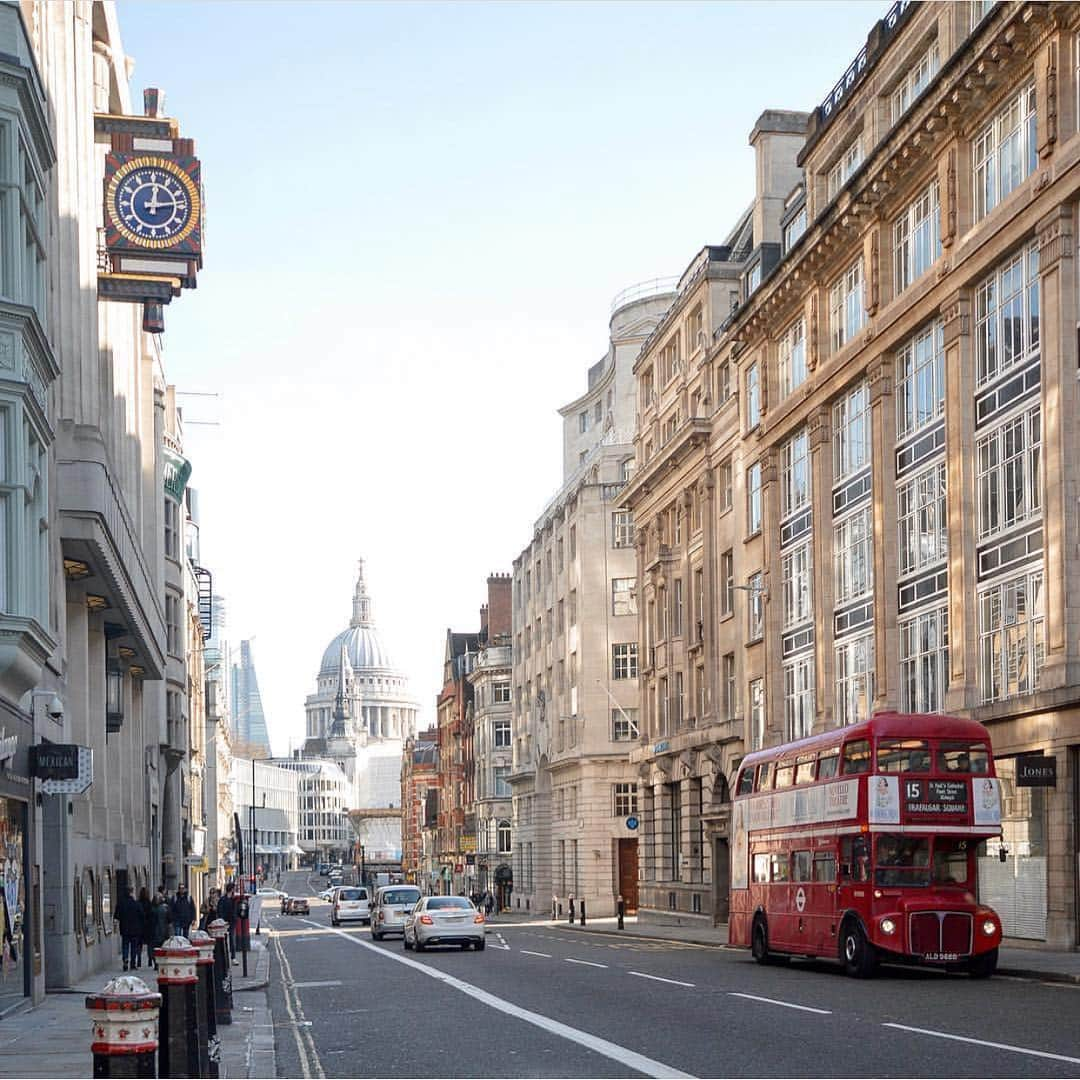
[[114, 879, 241, 971], [470, 889, 496, 915]]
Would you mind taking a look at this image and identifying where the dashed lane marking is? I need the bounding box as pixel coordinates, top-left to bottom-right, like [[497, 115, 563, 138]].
[[728, 992, 831, 1016], [882, 1023, 1080, 1065], [520, 950, 553, 958], [629, 971, 695, 988], [300, 919, 695, 1080], [292, 980, 343, 989], [564, 958, 608, 968]]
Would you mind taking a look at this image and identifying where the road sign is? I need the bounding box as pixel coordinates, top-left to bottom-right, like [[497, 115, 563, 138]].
[[626, 815, 639, 831]]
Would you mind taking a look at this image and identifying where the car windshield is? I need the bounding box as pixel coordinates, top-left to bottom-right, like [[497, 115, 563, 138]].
[[338, 889, 363, 901], [426, 897, 472, 910], [382, 890, 420, 905]]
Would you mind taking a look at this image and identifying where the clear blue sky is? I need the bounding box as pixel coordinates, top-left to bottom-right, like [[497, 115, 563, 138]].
[[118, 0, 881, 754]]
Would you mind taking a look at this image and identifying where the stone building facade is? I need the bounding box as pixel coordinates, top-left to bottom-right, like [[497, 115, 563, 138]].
[[508, 287, 674, 917], [627, 0, 1080, 949], [400, 730, 439, 888]]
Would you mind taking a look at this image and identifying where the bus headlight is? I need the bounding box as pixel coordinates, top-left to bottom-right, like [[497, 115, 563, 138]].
[[880, 918, 897, 935], [982, 919, 997, 936]]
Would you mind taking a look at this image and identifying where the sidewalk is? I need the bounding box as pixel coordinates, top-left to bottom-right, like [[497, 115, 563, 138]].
[[556, 914, 1080, 984], [0, 938, 276, 1079]]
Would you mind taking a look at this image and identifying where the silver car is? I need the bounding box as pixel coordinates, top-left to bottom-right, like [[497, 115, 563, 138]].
[[403, 896, 486, 951], [370, 885, 422, 940]]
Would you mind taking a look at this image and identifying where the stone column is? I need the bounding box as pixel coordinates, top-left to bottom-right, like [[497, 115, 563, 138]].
[[759, 448, 782, 741], [807, 407, 834, 732], [869, 359, 898, 711]]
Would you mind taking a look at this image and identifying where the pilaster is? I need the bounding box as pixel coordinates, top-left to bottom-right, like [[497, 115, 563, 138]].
[[869, 359, 897, 712], [807, 407, 833, 732]]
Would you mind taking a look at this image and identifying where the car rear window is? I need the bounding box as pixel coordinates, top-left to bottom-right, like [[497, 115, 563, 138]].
[[427, 897, 472, 910], [382, 889, 420, 905], [338, 889, 364, 901]]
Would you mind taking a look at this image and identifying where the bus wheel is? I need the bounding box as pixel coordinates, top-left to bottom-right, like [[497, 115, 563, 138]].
[[841, 921, 877, 978], [751, 917, 769, 964], [968, 948, 998, 979]]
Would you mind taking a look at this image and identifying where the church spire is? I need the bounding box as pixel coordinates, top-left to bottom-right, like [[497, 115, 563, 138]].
[[350, 558, 373, 628], [329, 641, 352, 737]]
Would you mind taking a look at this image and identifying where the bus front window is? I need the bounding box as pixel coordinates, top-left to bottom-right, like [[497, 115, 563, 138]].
[[932, 838, 972, 887], [875, 834, 930, 886]]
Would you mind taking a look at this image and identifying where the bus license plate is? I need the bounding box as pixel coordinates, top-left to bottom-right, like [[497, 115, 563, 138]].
[[923, 952, 959, 962]]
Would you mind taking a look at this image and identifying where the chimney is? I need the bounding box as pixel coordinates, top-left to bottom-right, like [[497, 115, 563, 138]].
[[479, 603, 489, 643], [748, 109, 810, 248], [486, 573, 512, 639]]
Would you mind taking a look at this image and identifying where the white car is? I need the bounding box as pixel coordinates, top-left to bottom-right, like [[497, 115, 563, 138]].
[[403, 896, 486, 951], [370, 885, 422, 940], [330, 885, 370, 925]]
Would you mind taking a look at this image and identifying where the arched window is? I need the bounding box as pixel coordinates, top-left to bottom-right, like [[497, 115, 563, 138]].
[[496, 820, 512, 855]]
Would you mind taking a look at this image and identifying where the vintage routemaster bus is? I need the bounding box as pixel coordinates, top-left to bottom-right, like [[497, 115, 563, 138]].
[[729, 712, 1004, 977]]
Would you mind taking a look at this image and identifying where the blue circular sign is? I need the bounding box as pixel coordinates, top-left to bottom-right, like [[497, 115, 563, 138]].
[[625, 815, 639, 831]]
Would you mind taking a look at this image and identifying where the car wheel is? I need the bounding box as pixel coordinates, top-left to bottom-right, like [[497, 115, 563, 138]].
[[414, 937, 425, 952], [475, 938, 486, 951], [751, 916, 769, 964], [841, 920, 878, 978], [372, 931, 382, 941], [403, 935, 412, 951]]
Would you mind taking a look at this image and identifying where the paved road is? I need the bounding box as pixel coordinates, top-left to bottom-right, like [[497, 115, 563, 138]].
[[265, 871, 1080, 1078]]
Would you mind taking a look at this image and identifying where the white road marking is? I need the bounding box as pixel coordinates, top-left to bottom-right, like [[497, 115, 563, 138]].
[[271, 932, 327, 1079], [629, 972, 695, 988], [303, 920, 695, 1079], [728, 992, 832, 1015], [292, 980, 343, 989], [489, 933, 511, 951], [520, 950, 553, 958], [883, 1023, 1080, 1065], [565, 958, 608, 968]]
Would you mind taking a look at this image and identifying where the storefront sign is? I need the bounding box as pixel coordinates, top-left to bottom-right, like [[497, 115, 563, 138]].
[[904, 778, 968, 816], [30, 744, 79, 780], [0, 729, 17, 767], [1017, 754, 1057, 788], [37, 745, 93, 794]]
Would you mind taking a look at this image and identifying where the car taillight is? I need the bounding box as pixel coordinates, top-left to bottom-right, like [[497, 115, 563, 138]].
[[419, 914, 434, 925], [474, 914, 485, 924]]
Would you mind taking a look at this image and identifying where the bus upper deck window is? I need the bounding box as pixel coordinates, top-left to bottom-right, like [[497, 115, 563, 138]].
[[817, 749, 839, 779], [775, 763, 795, 789], [736, 768, 754, 796], [794, 755, 816, 785], [842, 739, 871, 774], [757, 762, 774, 790], [877, 739, 930, 773], [938, 743, 989, 774]]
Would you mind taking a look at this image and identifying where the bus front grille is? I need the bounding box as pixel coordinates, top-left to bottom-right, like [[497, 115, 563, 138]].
[[909, 911, 973, 957]]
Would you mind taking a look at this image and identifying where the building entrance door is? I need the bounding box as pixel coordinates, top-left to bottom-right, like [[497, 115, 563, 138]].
[[617, 839, 638, 913], [713, 837, 730, 923]]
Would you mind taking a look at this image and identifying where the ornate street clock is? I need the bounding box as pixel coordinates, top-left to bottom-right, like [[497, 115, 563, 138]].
[[105, 156, 200, 250]]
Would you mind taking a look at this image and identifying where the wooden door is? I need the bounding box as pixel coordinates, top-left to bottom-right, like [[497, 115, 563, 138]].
[[618, 839, 639, 913]]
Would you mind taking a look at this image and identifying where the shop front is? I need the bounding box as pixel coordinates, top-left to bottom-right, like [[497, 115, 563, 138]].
[[0, 759, 33, 1018]]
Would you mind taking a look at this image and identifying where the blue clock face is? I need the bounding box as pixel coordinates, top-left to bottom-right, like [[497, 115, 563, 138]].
[[112, 164, 194, 243]]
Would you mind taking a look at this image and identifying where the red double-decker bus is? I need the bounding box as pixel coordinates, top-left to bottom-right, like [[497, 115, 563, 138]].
[[729, 712, 1004, 977]]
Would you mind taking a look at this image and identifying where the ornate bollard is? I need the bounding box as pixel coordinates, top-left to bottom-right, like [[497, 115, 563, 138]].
[[568, 895, 575, 924], [207, 919, 232, 1027], [617, 894, 625, 930], [85, 974, 161, 1079], [190, 930, 218, 1078], [155, 935, 201, 1078], [580, 898, 586, 926]]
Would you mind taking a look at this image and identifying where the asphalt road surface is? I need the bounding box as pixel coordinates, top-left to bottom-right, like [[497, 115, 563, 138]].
[[265, 870, 1080, 1078]]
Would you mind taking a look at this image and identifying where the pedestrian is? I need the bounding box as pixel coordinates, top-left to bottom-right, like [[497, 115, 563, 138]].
[[170, 882, 196, 940], [199, 890, 217, 932], [484, 890, 495, 916], [114, 886, 142, 971], [217, 882, 237, 963], [146, 889, 169, 967], [137, 887, 154, 968]]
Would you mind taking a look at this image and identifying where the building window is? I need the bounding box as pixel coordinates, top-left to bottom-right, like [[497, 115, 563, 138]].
[[836, 632, 874, 725], [834, 505, 873, 605], [977, 403, 1041, 541], [493, 766, 511, 797], [694, 568, 704, 643], [717, 362, 731, 403], [746, 363, 760, 429], [165, 592, 181, 656], [494, 719, 511, 748], [827, 137, 863, 200], [970, 0, 994, 27], [613, 782, 637, 818], [975, 243, 1040, 386], [493, 680, 511, 704], [164, 498, 180, 560], [778, 317, 807, 399], [784, 206, 807, 251], [747, 262, 762, 295], [719, 458, 733, 513], [833, 381, 870, 481], [973, 83, 1036, 222], [673, 671, 685, 727], [687, 304, 704, 353], [612, 577, 637, 617], [720, 551, 734, 618], [749, 679, 765, 750], [896, 321, 945, 439], [782, 540, 813, 629], [979, 569, 1045, 702], [897, 460, 947, 576], [612, 708, 639, 742], [579, 411, 589, 433], [747, 462, 762, 534], [784, 655, 815, 741], [899, 606, 949, 714], [747, 572, 764, 641], [719, 653, 735, 718], [612, 509, 635, 549], [671, 578, 683, 637], [612, 643, 638, 680], [497, 820, 511, 854], [890, 40, 940, 124], [830, 258, 865, 352], [595, 400, 603, 424], [781, 429, 810, 519], [569, 525, 577, 559], [894, 180, 941, 294]]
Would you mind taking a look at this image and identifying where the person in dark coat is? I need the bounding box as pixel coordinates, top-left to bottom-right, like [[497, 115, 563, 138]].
[[217, 882, 237, 962], [114, 887, 143, 970], [147, 890, 169, 967], [170, 883, 196, 940], [137, 887, 155, 968]]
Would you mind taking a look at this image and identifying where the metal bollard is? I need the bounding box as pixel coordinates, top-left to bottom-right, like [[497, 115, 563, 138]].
[[580, 898, 586, 926], [86, 974, 161, 1079], [207, 919, 232, 1027], [617, 895, 625, 930], [155, 936, 202, 1078], [568, 895, 575, 924], [551, 895, 557, 921], [190, 930, 219, 1078]]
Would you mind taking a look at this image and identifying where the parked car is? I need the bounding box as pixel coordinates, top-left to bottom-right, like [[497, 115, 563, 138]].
[[282, 896, 309, 915], [403, 896, 485, 952], [331, 886, 370, 926], [370, 885, 422, 940]]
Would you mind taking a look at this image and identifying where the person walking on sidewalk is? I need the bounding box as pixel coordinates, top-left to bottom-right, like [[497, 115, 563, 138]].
[[170, 883, 196, 940], [217, 882, 238, 963], [147, 889, 169, 965], [115, 886, 143, 971]]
